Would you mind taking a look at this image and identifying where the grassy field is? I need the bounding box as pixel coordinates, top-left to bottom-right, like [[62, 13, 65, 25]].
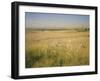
[[25, 28, 89, 68]]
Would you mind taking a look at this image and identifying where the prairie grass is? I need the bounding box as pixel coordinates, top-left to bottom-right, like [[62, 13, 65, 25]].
[[25, 29, 89, 68]]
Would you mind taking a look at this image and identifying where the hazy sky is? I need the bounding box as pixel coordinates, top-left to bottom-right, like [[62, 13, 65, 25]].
[[25, 12, 89, 29]]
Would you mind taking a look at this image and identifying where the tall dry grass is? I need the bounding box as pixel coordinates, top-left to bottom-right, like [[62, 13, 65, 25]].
[[25, 29, 89, 68]]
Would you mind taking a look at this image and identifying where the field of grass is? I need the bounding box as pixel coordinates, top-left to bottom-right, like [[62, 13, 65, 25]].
[[25, 28, 89, 68]]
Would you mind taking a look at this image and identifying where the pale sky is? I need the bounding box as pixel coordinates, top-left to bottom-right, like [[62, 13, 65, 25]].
[[25, 12, 89, 29]]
